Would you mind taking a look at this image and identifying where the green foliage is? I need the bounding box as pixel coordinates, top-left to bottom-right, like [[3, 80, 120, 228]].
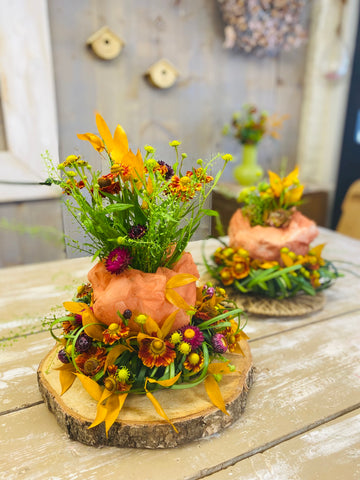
[[45, 142, 231, 273]]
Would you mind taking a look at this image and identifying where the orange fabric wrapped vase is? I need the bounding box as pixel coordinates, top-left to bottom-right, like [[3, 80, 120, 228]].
[[88, 252, 199, 333], [228, 209, 319, 262]]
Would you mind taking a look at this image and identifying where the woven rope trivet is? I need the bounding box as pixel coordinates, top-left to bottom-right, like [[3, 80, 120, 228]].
[[234, 291, 325, 317]]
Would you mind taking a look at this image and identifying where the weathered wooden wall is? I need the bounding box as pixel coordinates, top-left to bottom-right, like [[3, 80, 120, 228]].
[[47, 0, 309, 256], [0, 199, 65, 268]]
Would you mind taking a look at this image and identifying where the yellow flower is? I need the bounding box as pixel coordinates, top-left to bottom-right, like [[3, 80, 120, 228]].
[[284, 185, 304, 205], [268, 166, 302, 200], [77, 113, 129, 163]]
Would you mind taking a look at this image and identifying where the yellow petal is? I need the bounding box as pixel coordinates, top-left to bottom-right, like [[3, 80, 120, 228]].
[[145, 316, 161, 338], [89, 402, 107, 430], [105, 393, 128, 436], [160, 310, 179, 339], [104, 344, 129, 372], [280, 252, 294, 267], [232, 342, 245, 356], [95, 113, 114, 152], [99, 387, 114, 405], [204, 375, 229, 415], [119, 149, 145, 184], [111, 124, 129, 162], [309, 243, 325, 260], [145, 391, 178, 433], [283, 166, 299, 187], [146, 175, 154, 195], [134, 148, 145, 180], [207, 362, 232, 375], [268, 170, 283, 197], [75, 373, 103, 402], [284, 185, 304, 204], [165, 288, 193, 312], [82, 310, 105, 341], [259, 261, 279, 269], [137, 332, 156, 343], [104, 395, 120, 435], [238, 330, 250, 341], [63, 301, 88, 314], [166, 273, 198, 289], [56, 364, 76, 395], [76, 133, 104, 152], [146, 372, 181, 388]]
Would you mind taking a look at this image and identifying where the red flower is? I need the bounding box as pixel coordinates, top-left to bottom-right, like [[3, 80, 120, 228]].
[[212, 333, 228, 353], [179, 325, 204, 350], [105, 247, 132, 274]]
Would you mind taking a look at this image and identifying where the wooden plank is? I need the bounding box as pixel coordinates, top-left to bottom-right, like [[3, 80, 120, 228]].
[[0, 331, 53, 412], [205, 409, 360, 480], [0, 256, 93, 338], [0, 199, 65, 268], [0, 310, 359, 479]]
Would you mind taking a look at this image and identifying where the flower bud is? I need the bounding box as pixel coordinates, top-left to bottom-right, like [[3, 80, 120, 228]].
[[144, 145, 155, 153], [178, 342, 191, 355], [135, 314, 147, 325]]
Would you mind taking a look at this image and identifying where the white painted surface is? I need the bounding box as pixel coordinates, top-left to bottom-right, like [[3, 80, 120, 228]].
[[0, 0, 59, 202]]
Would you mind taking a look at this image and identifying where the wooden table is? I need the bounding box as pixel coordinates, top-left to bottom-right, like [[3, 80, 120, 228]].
[[1, 228, 359, 479]]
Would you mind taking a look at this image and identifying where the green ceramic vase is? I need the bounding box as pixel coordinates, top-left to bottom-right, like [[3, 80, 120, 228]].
[[233, 144, 263, 186]]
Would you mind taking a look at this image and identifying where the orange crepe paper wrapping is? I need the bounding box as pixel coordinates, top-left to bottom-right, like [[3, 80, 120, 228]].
[[88, 252, 199, 332], [228, 209, 319, 262]]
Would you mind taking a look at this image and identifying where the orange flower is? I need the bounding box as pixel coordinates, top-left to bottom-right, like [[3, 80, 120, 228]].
[[231, 258, 250, 279], [219, 267, 234, 286], [103, 323, 130, 345], [213, 247, 225, 265], [138, 337, 176, 368], [75, 347, 107, 376], [168, 174, 202, 201]]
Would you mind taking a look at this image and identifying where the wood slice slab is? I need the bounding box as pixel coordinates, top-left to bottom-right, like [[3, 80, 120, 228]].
[[37, 341, 254, 449], [234, 291, 325, 317]]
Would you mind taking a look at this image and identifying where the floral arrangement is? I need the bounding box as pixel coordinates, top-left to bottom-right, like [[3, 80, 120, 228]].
[[43, 114, 248, 435], [206, 242, 339, 298], [223, 105, 287, 146], [218, 0, 307, 56], [239, 166, 304, 227], [205, 167, 340, 298]]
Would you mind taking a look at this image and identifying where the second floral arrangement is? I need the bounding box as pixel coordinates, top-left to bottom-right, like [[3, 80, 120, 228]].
[[206, 167, 340, 299]]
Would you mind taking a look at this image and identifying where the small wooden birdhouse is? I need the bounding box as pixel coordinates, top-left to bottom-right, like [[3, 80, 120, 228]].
[[87, 26, 124, 60], [145, 59, 179, 89]]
